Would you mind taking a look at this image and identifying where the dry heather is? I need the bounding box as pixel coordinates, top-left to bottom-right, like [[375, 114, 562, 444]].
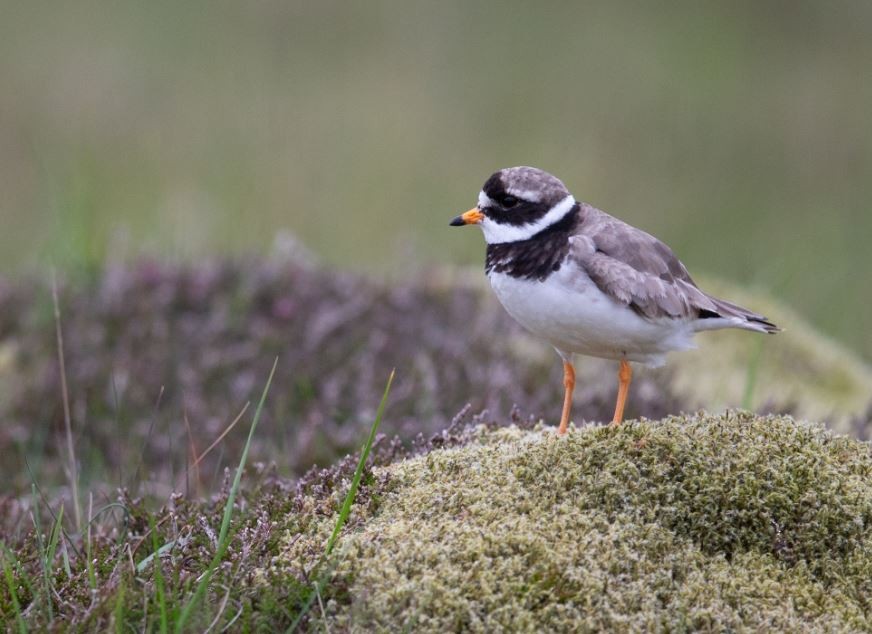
[[2, 258, 870, 500], [0, 257, 687, 496]]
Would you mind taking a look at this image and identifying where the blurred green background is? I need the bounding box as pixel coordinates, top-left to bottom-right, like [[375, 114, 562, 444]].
[[1, 0, 870, 358]]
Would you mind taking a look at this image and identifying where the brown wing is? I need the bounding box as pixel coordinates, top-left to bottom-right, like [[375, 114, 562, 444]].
[[570, 204, 728, 321]]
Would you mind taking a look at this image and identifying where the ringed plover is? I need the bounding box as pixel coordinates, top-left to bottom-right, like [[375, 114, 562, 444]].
[[450, 166, 778, 434]]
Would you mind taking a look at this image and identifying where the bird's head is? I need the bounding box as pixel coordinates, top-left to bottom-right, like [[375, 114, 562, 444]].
[[450, 166, 576, 244]]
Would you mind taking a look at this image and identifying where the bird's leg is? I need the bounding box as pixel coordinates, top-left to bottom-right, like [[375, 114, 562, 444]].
[[610, 359, 632, 426], [557, 360, 575, 435]]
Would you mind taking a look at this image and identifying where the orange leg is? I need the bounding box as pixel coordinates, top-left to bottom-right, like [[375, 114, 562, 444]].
[[610, 359, 632, 426], [557, 360, 575, 435]]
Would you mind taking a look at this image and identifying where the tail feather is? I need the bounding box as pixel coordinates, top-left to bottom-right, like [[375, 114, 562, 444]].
[[699, 296, 780, 334]]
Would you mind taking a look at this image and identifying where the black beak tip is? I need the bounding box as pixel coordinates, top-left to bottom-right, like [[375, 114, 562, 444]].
[[449, 216, 465, 226]]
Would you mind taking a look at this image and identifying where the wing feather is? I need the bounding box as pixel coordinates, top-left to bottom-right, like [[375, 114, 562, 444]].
[[571, 205, 742, 323]]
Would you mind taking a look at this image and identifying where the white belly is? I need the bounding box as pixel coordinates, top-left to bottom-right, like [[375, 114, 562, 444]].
[[487, 268, 695, 366]]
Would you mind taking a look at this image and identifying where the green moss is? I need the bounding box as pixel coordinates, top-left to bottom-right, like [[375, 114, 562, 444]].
[[275, 413, 872, 631]]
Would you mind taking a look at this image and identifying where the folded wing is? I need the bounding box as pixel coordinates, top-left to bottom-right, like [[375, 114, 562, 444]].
[[570, 204, 778, 333]]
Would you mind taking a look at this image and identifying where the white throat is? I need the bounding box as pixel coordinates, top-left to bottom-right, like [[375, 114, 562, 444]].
[[479, 195, 577, 244]]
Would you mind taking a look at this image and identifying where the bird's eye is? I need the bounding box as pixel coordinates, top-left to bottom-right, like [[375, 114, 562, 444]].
[[502, 195, 518, 208]]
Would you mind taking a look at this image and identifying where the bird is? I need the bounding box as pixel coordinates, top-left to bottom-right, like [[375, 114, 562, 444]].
[[450, 166, 778, 434]]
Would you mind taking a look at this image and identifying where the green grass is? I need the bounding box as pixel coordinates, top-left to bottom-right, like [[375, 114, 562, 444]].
[[1, 545, 27, 633], [324, 370, 395, 557], [38, 504, 64, 622], [175, 357, 277, 631], [290, 369, 396, 631], [150, 514, 170, 633], [0, 358, 287, 630], [113, 577, 126, 634]]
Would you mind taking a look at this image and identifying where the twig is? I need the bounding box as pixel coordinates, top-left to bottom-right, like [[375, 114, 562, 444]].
[[52, 271, 81, 532], [183, 409, 199, 497], [189, 402, 250, 472], [203, 585, 232, 633]]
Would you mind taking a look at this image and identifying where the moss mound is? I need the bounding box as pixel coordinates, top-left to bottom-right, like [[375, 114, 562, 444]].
[[280, 412, 872, 631]]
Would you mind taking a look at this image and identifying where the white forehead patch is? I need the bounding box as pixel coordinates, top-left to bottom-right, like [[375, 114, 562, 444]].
[[477, 191, 496, 209], [479, 195, 576, 244], [505, 187, 542, 203]]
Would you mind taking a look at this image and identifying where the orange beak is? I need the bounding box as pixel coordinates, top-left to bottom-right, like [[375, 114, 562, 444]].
[[449, 208, 484, 226]]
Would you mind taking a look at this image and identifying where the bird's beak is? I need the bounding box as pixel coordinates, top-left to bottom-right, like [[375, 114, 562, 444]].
[[449, 208, 484, 226]]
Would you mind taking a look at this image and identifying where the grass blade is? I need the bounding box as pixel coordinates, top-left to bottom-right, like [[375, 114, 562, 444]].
[[325, 369, 395, 556], [24, 456, 83, 559], [175, 357, 278, 633], [31, 484, 54, 622], [136, 540, 178, 575], [46, 506, 64, 573], [289, 369, 395, 632], [1, 544, 28, 634], [85, 494, 97, 592], [113, 576, 126, 634], [150, 514, 169, 634]]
